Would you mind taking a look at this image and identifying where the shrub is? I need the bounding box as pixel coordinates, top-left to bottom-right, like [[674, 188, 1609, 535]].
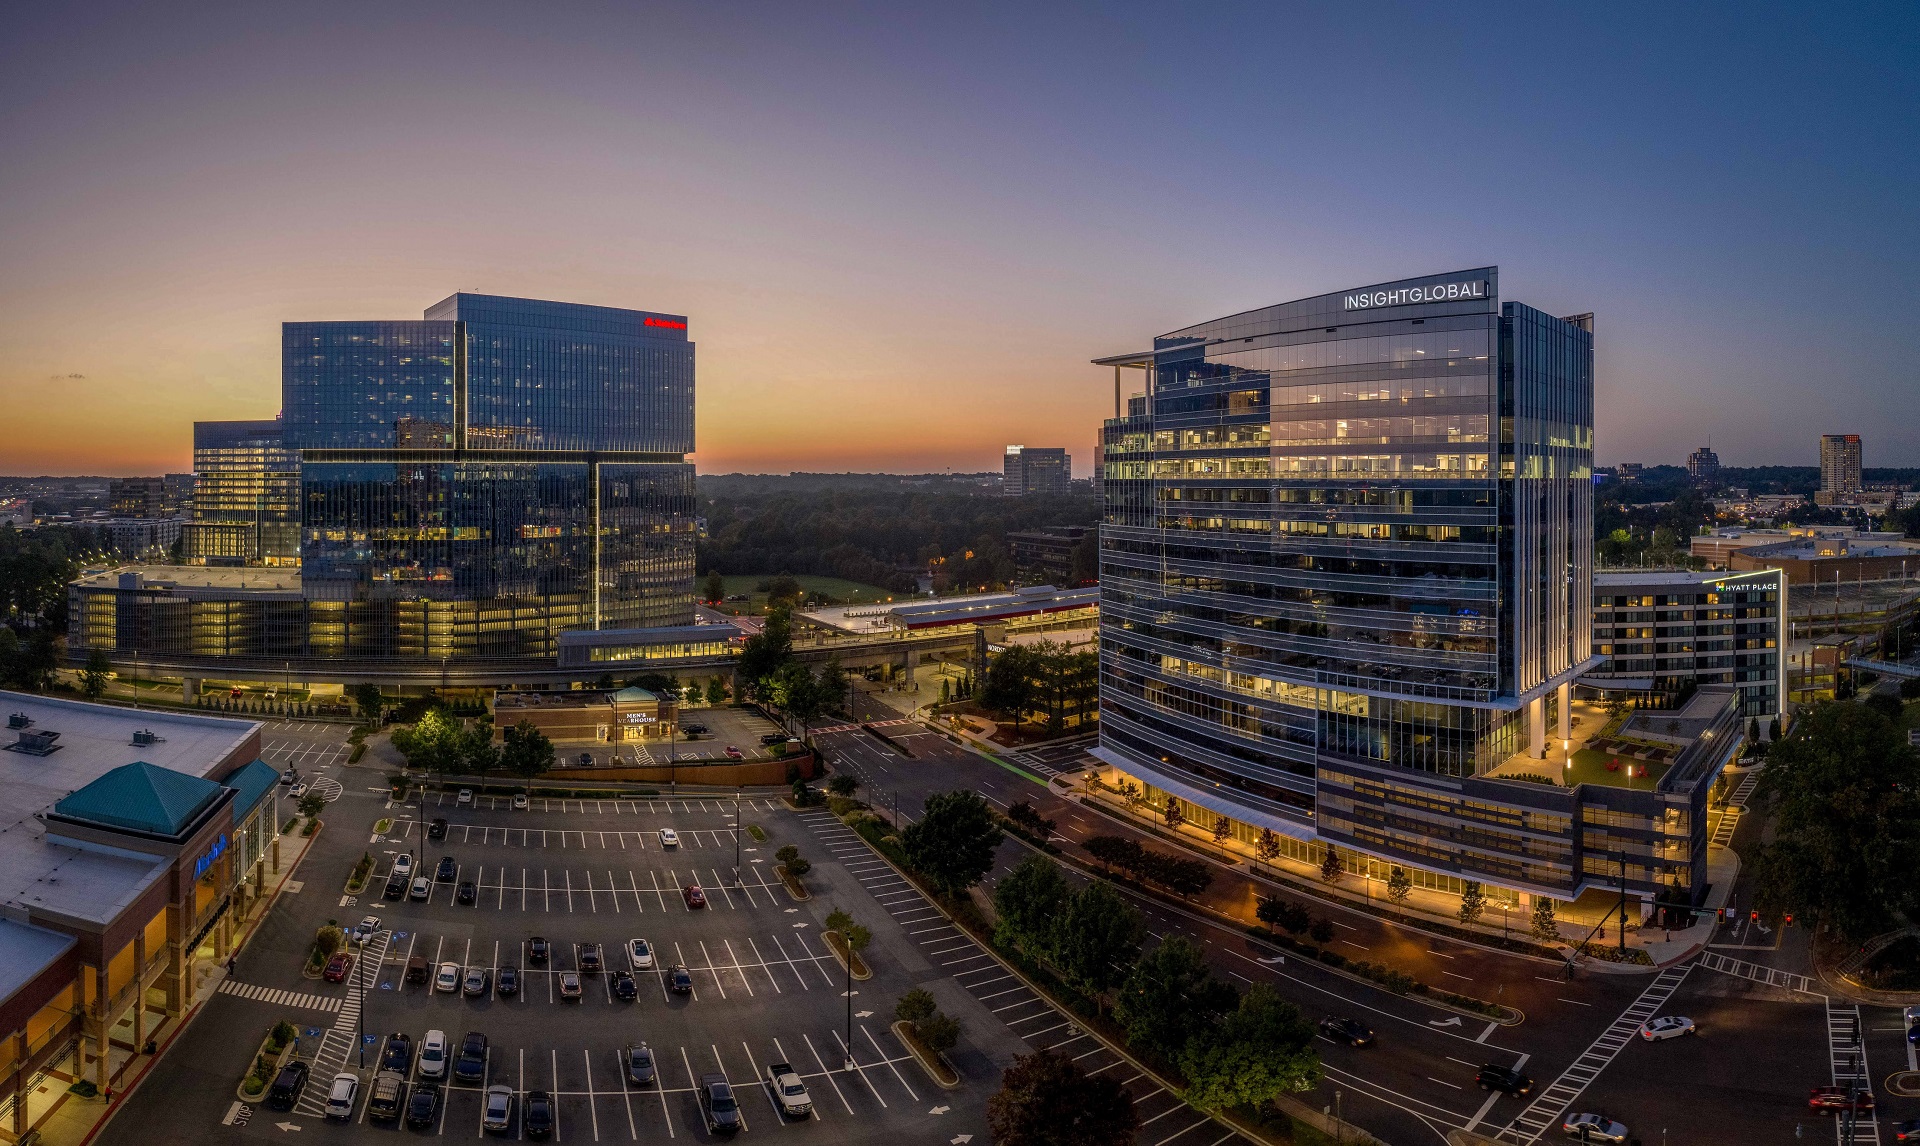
[[270, 1020, 297, 1049], [315, 925, 344, 958], [917, 1011, 960, 1053], [827, 774, 858, 798], [1307, 917, 1335, 944], [784, 855, 811, 876], [896, 988, 937, 1025], [827, 795, 859, 818]]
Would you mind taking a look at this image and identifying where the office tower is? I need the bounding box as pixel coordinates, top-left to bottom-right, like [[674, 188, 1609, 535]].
[[183, 419, 301, 565], [1686, 445, 1719, 481], [1090, 269, 1728, 907], [1003, 445, 1071, 496], [108, 476, 171, 518], [1819, 433, 1862, 503], [284, 293, 696, 658]]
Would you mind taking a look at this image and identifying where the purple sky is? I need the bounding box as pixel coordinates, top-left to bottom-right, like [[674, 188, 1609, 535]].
[[3, 3, 1915, 476]]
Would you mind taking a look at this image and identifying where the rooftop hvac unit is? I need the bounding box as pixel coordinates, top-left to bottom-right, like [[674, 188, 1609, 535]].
[[10, 729, 61, 756], [6, 713, 32, 729], [131, 729, 166, 747]]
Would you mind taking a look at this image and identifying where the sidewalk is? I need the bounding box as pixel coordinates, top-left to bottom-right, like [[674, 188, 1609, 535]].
[[18, 820, 325, 1146]]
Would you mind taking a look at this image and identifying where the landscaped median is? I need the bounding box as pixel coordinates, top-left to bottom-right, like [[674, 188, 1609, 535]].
[[343, 851, 374, 894], [890, 988, 961, 1088], [237, 1021, 298, 1101], [774, 845, 811, 900], [821, 911, 872, 980]]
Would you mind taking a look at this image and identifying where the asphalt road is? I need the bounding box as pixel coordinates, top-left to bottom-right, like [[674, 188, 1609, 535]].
[[805, 720, 1875, 1146]]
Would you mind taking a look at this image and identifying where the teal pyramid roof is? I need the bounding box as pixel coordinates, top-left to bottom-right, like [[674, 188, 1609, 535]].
[[221, 758, 280, 821], [54, 761, 224, 837]]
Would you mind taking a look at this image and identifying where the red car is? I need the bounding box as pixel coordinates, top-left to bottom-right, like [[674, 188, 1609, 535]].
[[723, 745, 743, 760], [1809, 1086, 1874, 1113], [322, 951, 355, 983], [683, 884, 707, 909]]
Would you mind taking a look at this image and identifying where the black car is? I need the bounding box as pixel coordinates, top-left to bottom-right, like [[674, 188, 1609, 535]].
[[580, 943, 604, 973], [497, 967, 520, 996], [454, 1032, 489, 1083], [436, 856, 457, 882], [267, 1060, 310, 1109], [680, 722, 708, 736], [428, 818, 448, 841], [611, 970, 637, 1000], [1476, 1064, 1533, 1096], [528, 936, 551, 963], [524, 1090, 555, 1140], [457, 880, 477, 904], [381, 1032, 414, 1073], [699, 1073, 741, 1135], [623, 1043, 657, 1086], [669, 965, 694, 994], [405, 1082, 441, 1129], [1319, 1017, 1376, 1047], [384, 875, 408, 900], [759, 732, 788, 746]]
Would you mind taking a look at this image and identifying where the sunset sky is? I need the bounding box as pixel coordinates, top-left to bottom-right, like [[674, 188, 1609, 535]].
[[2, 3, 1915, 477]]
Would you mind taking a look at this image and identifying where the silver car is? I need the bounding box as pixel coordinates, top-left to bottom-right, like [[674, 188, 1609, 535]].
[[483, 1085, 515, 1132], [324, 1072, 359, 1120], [1562, 1114, 1627, 1143]]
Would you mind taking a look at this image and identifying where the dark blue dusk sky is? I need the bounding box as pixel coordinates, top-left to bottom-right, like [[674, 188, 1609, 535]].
[[2, 2, 1914, 475]]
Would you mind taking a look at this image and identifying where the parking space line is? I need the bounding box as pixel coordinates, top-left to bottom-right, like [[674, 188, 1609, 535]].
[[831, 1031, 886, 1107], [582, 1049, 599, 1141], [861, 1025, 919, 1101], [709, 1046, 748, 1133], [708, 870, 736, 910], [610, 1049, 638, 1140], [794, 1034, 853, 1116]]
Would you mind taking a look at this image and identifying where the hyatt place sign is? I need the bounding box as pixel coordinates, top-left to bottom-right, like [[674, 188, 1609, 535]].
[[1344, 280, 1487, 311]]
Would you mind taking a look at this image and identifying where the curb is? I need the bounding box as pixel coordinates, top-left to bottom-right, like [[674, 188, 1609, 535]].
[[890, 1022, 961, 1090], [822, 931, 872, 981]]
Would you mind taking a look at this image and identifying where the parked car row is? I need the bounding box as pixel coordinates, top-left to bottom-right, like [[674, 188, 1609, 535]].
[[391, 936, 684, 1001]]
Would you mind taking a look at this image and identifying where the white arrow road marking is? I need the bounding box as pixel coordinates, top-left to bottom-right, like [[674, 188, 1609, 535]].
[[276, 1122, 303, 1132], [929, 1106, 950, 1115], [950, 1137, 973, 1144], [1428, 1016, 1463, 1028], [1256, 955, 1286, 965], [784, 908, 797, 913], [855, 1010, 873, 1018]]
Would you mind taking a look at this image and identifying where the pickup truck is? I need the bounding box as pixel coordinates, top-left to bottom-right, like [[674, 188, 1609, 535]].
[[764, 1061, 812, 1118]]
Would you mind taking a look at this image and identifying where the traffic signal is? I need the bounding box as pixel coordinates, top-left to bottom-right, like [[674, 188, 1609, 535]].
[[1750, 909, 1760, 922], [1717, 908, 1726, 922], [1784, 913, 1793, 926]]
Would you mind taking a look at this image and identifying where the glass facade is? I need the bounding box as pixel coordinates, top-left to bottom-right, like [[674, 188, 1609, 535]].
[[183, 419, 301, 566], [1096, 269, 1624, 897]]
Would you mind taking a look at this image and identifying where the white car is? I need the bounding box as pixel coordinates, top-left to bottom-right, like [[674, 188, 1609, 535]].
[[418, 1030, 448, 1079], [351, 915, 381, 944], [1561, 1113, 1627, 1142], [512, 793, 529, 810], [457, 789, 474, 806], [482, 1084, 515, 1132], [1639, 1015, 1696, 1041], [410, 875, 432, 900], [324, 1072, 359, 1120], [435, 961, 462, 993], [628, 938, 654, 970], [391, 854, 414, 879], [288, 783, 308, 800], [659, 828, 679, 849]]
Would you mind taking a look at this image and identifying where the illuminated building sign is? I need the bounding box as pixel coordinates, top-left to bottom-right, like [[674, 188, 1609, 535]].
[[643, 317, 687, 330], [193, 832, 229, 881], [1343, 281, 1487, 311]]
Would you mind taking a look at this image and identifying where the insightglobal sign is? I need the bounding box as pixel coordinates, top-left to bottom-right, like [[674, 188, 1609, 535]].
[[1343, 280, 1488, 311]]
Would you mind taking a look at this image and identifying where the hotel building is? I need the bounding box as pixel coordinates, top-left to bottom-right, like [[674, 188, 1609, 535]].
[[1092, 269, 1740, 912]]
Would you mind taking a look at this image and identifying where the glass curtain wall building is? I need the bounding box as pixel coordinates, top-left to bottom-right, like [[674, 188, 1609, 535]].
[[1088, 270, 1690, 905], [183, 419, 301, 566], [284, 294, 697, 661]]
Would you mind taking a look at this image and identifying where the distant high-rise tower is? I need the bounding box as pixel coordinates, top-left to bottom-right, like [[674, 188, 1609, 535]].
[[1003, 446, 1071, 496], [1818, 433, 1862, 504], [1687, 445, 1720, 481]]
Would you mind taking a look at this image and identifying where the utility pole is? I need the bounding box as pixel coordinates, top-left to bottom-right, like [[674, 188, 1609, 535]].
[[1618, 851, 1629, 955]]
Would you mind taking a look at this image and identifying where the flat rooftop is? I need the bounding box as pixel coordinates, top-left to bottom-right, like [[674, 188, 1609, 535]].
[[801, 585, 1097, 634], [0, 917, 76, 1010], [0, 691, 260, 926], [1594, 569, 1782, 586], [72, 565, 302, 594]]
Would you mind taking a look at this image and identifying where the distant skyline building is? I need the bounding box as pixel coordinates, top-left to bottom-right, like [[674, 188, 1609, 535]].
[[1686, 444, 1720, 481], [108, 476, 173, 519], [1002, 445, 1071, 496], [1817, 433, 1862, 505], [1090, 269, 1739, 915]]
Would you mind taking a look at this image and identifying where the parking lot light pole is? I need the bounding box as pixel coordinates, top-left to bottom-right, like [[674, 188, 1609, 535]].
[[733, 787, 741, 885], [844, 938, 854, 1071], [355, 934, 366, 1069]]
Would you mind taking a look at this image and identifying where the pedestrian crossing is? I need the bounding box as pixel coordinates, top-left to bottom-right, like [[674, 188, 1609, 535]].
[[294, 929, 391, 1117], [1696, 951, 1816, 994], [216, 980, 343, 1012], [1825, 1003, 1880, 1144], [1497, 964, 1691, 1144]]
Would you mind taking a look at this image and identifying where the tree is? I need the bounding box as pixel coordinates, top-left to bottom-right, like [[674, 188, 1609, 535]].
[[1115, 937, 1238, 1061], [703, 569, 725, 604], [1048, 881, 1143, 1001], [501, 720, 555, 782], [1530, 896, 1561, 943], [1307, 917, 1334, 944], [1211, 815, 1231, 845], [1386, 866, 1412, 906], [350, 683, 384, 723], [297, 792, 326, 818], [735, 606, 794, 699], [770, 660, 827, 741], [824, 907, 871, 953], [896, 988, 936, 1026], [916, 1010, 960, 1053], [762, 575, 803, 606], [391, 708, 463, 774], [981, 645, 1041, 725], [1319, 844, 1343, 883], [1458, 880, 1487, 926], [826, 773, 858, 798], [80, 648, 111, 701], [1083, 834, 1143, 874], [774, 844, 810, 876], [992, 854, 1070, 954], [1163, 798, 1184, 830], [1749, 701, 1920, 938], [1254, 828, 1281, 872], [459, 723, 500, 782], [987, 1050, 1139, 1146], [817, 657, 849, 716], [1768, 716, 1781, 742], [1178, 985, 1321, 1111], [902, 790, 1003, 894]]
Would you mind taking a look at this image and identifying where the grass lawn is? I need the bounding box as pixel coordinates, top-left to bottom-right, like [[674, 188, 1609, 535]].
[[1567, 747, 1668, 789], [711, 574, 900, 614]]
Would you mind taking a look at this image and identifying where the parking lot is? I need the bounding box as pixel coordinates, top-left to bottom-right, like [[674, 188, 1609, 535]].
[[218, 793, 1029, 1145]]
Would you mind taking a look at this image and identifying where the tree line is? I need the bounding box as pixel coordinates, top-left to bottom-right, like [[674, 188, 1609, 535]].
[[978, 639, 1098, 731], [391, 708, 556, 783]]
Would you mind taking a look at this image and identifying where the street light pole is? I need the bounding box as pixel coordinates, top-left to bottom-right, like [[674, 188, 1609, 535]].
[[355, 934, 366, 1069], [1617, 851, 1629, 955], [733, 787, 741, 885], [843, 936, 854, 1071]]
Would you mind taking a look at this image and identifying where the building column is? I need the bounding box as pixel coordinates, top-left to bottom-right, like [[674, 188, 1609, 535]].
[[10, 1031, 26, 1139], [132, 933, 147, 1052], [1557, 681, 1572, 742], [182, 677, 200, 702], [1529, 696, 1546, 758], [92, 965, 107, 1092], [165, 905, 186, 1017]]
